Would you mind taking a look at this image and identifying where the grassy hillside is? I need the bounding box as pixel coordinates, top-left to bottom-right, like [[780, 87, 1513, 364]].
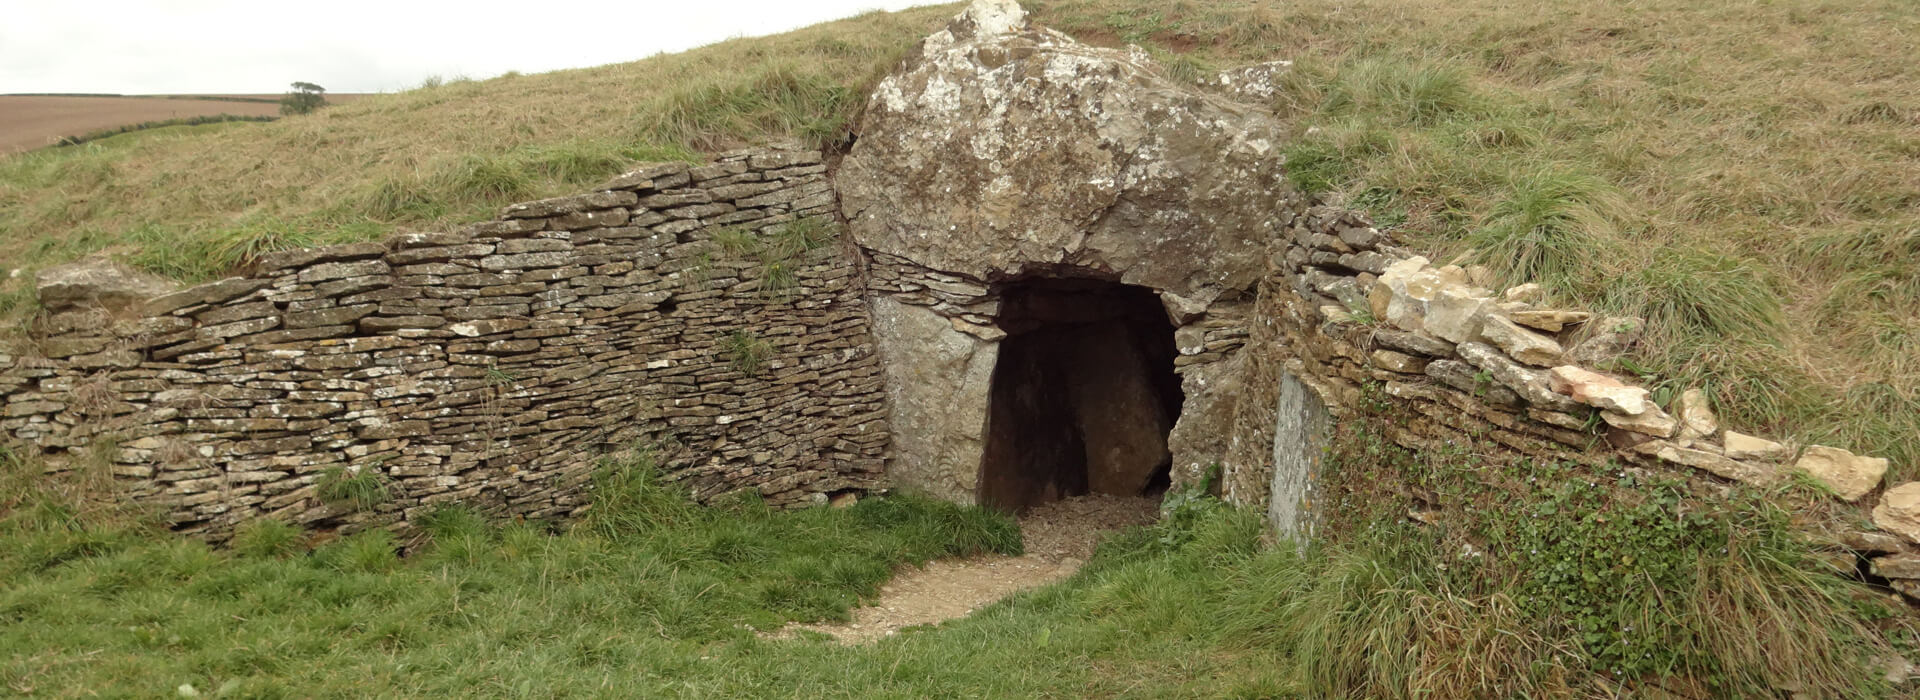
[[0, 0, 1914, 473]]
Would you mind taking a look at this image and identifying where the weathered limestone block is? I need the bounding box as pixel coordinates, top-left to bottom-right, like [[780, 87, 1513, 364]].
[[1547, 365, 1652, 415], [387, 244, 496, 265], [298, 260, 390, 284], [1372, 328, 1454, 358], [1503, 283, 1545, 304], [500, 191, 638, 219], [145, 277, 271, 315], [256, 243, 386, 272], [866, 296, 995, 504], [1602, 404, 1678, 439], [1871, 554, 1920, 580], [1509, 309, 1590, 333], [1480, 315, 1563, 366], [1633, 440, 1777, 485], [1794, 445, 1888, 502], [836, 0, 1283, 306], [1269, 370, 1331, 545], [1369, 350, 1428, 374], [1671, 388, 1717, 441], [1456, 342, 1581, 412], [36, 260, 176, 311], [1425, 359, 1521, 409], [1423, 286, 1492, 345], [601, 162, 694, 191], [1563, 315, 1643, 367], [1876, 484, 1920, 545], [1723, 430, 1790, 461], [1371, 256, 1437, 332], [1168, 351, 1250, 489]]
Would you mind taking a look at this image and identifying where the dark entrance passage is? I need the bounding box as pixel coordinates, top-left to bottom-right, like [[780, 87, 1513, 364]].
[[977, 278, 1184, 513]]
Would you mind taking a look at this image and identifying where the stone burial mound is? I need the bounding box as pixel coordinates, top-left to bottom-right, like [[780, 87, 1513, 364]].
[[2, 0, 1914, 601], [838, 0, 1291, 512]]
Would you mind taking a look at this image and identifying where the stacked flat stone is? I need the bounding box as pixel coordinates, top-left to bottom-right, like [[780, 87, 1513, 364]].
[[0, 146, 883, 538], [1243, 193, 1915, 596]]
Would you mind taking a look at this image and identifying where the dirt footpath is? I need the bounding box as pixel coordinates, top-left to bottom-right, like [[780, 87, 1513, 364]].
[[780, 494, 1160, 643]]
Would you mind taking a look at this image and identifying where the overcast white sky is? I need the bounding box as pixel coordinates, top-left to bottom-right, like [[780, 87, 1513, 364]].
[[1, 0, 946, 95]]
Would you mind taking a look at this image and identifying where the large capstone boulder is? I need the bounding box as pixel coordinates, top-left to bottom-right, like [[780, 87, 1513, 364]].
[[837, 0, 1288, 305], [36, 260, 176, 312]]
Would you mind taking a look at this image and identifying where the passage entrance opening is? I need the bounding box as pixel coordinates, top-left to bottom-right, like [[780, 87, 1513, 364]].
[[977, 278, 1185, 513]]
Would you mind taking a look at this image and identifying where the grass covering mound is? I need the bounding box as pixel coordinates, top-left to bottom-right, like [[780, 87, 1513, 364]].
[[2, 0, 1912, 480], [4, 436, 1915, 697], [0, 446, 1027, 696]]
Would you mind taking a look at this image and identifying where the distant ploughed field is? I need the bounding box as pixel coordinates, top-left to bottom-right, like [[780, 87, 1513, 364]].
[[0, 94, 364, 154]]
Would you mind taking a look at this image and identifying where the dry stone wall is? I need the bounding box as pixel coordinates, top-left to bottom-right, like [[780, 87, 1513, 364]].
[[0, 146, 887, 538], [1216, 194, 1920, 597]]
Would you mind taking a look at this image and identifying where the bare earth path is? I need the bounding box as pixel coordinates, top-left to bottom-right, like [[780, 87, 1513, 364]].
[[782, 494, 1160, 643]]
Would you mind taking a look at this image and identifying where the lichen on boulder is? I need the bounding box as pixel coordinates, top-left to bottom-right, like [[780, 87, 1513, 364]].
[[836, 0, 1288, 305]]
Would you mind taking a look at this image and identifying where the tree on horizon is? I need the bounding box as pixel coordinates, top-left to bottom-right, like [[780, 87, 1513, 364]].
[[280, 81, 327, 116]]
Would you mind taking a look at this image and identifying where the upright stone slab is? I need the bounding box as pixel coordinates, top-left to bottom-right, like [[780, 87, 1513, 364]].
[[1269, 372, 1331, 544]]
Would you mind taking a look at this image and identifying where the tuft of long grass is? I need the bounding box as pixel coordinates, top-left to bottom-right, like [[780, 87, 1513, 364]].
[[1466, 168, 1630, 293], [229, 518, 304, 559], [1319, 58, 1486, 127], [1606, 246, 1783, 338], [315, 465, 393, 511]]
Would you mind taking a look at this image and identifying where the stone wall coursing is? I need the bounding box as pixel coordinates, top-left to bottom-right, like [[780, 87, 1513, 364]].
[[1218, 195, 1920, 595], [0, 146, 888, 537]]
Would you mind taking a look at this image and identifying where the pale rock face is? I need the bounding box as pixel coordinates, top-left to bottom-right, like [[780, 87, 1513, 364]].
[[1723, 430, 1790, 461], [867, 297, 997, 504], [1564, 315, 1643, 367], [957, 0, 1026, 36], [1672, 388, 1718, 441], [837, 0, 1286, 304], [1635, 441, 1777, 485], [1546, 365, 1653, 415], [1794, 444, 1889, 502], [1602, 405, 1678, 438], [1508, 309, 1591, 333], [1503, 283, 1546, 304], [1371, 256, 1507, 345], [1455, 342, 1582, 412], [1423, 286, 1492, 345], [36, 260, 176, 312], [1873, 483, 1920, 545], [1870, 554, 1920, 580], [1479, 315, 1563, 366], [1319, 305, 1357, 324], [1369, 349, 1429, 374], [1209, 60, 1294, 103]]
